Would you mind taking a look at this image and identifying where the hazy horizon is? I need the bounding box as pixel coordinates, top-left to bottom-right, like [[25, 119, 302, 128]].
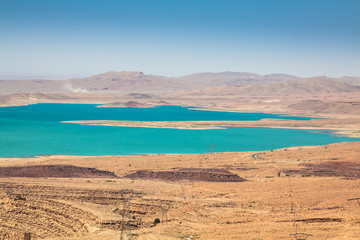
[[0, 70, 359, 81], [1, 0, 359, 78]]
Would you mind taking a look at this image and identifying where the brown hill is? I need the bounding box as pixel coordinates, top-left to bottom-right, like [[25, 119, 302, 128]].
[[288, 99, 360, 115], [243, 77, 360, 95], [176, 71, 262, 86], [0, 71, 196, 94], [0, 93, 77, 106], [0, 165, 118, 178], [176, 71, 299, 86], [97, 101, 154, 108], [333, 76, 360, 86], [1, 71, 359, 100], [284, 161, 360, 179], [124, 168, 247, 182], [171, 77, 360, 97], [70, 71, 190, 92]]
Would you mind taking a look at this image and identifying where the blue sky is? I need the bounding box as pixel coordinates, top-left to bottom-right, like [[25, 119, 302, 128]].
[[0, 0, 359, 77]]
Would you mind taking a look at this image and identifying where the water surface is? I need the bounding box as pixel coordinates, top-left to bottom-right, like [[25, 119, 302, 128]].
[[0, 104, 357, 157]]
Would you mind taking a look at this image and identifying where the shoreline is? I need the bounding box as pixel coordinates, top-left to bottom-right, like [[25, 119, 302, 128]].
[[2, 101, 354, 137], [0, 141, 357, 160], [62, 119, 360, 138], [0, 100, 351, 119]]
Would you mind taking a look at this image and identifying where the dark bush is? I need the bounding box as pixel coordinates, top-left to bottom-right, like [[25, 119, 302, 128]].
[[153, 218, 160, 225]]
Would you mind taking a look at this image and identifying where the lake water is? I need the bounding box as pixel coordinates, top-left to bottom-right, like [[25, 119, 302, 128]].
[[0, 104, 357, 157]]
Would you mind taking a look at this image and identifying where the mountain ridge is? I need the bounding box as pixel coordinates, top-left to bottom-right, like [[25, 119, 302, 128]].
[[0, 71, 360, 95]]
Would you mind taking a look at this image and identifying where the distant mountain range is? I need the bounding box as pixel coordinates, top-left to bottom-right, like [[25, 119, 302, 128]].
[[174, 72, 300, 86], [0, 71, 359, 96], [171, 77, 360, 97], [68, 71, 190, 92]]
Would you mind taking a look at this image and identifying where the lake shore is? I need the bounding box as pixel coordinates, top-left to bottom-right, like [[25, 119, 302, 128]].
[[63, 118, 360, 138], [1, 92, 360, 238], [2, 91, 360, 140]]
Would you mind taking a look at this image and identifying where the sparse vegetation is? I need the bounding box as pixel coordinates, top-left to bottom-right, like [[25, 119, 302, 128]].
[[1, 142, 360, 239], [153, 218, 160, 226]]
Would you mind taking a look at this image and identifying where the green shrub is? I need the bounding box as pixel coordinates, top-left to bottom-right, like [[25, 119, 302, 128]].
[[153, 218, 160, 225], [302, 174, 311, 177]]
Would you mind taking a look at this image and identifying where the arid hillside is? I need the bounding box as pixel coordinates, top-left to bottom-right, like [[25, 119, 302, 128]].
[[69, 71, 193, 93], [170, 77, 360, 97], [1, 71, 359, 96], [0, 71, 360, 239], [1, 71, 360, 123], [1, 142, 360, 239], [288, 99, 360, 116], [173, 72, 301, 86]]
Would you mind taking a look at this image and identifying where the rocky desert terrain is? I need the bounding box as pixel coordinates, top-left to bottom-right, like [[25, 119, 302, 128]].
[[1, 71, 360, 239], [0, 142, 360, 239], [1, 72, 360, 119]]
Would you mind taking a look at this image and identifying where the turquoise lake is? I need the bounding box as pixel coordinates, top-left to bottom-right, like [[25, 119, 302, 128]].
[[0, 104, 358, 157]]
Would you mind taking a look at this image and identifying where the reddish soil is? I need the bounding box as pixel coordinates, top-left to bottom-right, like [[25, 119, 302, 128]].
[[0, 165, 118, 178], [278, 218, 343, 223], [284, 161, 360, 178], [295, 218, 343, 223], [124, 168, 247, 182]]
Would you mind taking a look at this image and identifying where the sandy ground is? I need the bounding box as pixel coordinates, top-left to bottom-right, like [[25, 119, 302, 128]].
[[1, 90, 360, 239], [1, 142, 360, 239]]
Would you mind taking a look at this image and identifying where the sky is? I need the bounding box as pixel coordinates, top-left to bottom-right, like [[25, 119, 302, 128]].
[[0, 0, 359, 78]]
